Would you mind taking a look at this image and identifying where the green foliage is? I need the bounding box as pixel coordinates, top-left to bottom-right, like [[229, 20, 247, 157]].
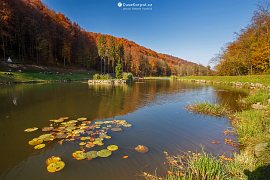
[[234, 109, 270, 146], [92, 73, 112, 80], [144, 151, 239, 180], [187, 102, 228, 117], [179, 75, 270, 86], [122, 72, 133, 81], [242, 90, 269, 105], [115, 62, 123, 79], [0, 71, 90, 83]]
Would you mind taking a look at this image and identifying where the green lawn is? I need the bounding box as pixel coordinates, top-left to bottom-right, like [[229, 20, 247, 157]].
[[179, 75, 270, 86], [0, 71, 91, 83]]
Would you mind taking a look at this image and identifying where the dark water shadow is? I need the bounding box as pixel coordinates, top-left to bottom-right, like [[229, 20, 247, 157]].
[[244, 165, 270, 180]]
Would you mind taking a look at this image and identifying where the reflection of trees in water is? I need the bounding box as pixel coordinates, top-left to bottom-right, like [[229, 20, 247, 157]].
[[213, 86, 247, 111], [87, 80, 204, 119], [0, 81, 205, 121]]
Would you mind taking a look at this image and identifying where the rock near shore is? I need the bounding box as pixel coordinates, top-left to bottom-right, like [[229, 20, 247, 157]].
[[88, 79, 127, 85]]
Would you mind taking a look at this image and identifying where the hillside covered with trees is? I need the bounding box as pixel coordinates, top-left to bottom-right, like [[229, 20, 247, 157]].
[[0, 0, 210, 76], [215, 4, 270, 75]]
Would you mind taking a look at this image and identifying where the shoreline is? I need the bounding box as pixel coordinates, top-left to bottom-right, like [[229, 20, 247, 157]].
[[146, 75, 270, 179]]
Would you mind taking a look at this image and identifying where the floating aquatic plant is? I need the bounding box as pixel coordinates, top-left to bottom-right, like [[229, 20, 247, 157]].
[[47, 161, 65, 173], [24, 127, 38, 132], [97, 149, 112, 158], [86, 151, 98, 159], [135, 145, 149, 153], [46, 156, 62, 165], [107, 145, 118, 151], [72, 151, 87, 160], [34, 144, 46, 149], [28, 138, 43, 145], [111, 127, 122, 132], [24, 117, 133, 172]]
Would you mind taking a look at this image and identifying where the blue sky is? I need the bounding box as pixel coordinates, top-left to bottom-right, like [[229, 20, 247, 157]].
[[43, 0, 261, 66]]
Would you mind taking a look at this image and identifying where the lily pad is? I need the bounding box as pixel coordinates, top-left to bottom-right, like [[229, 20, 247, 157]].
[[24, 127, 38, 132], [80, 137, 90, 141], [49, 119, 64, 123], [67, 120, 78, 124], [77, 117, 87, 121], [85, 142, 95, 148], [111, 127, 122, 132], [42, 127, 54, 132], [39, 134, 55, 141], [95, 121, 103, 125], [79, 142, 86, 146], [47, 161, 65, 173], [123, 123, 132, 128], [28, 138, 43, 145], [72, 151, 87, 160], [107, 145, 118, 151], [46, 156, 61, 165], [86, 151, 98, 159], [135, 145, 149, 153], [97, 149, 112, 158], [55, 133, 67, 139], [93, 140, 103, 146], [34, 144, 46, 149]]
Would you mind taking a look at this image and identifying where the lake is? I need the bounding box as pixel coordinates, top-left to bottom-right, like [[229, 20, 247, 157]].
[[0, 80, 245, 180]]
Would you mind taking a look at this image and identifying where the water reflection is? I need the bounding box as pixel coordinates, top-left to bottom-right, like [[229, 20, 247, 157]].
[[0, 80, 246, 180]]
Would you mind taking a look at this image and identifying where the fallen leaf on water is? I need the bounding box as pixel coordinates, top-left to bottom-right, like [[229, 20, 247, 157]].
[[223, 129, 232, 135], [77, 117, 87, 121], [34, 144, 46, 149], [211, 140, 220, 144], [28, 138, 43, 146], [79, 142, 86, 146], [42, 127, 54, 132], [111, 127, 122, 132], [135, 145, 149, 153], [38, 134, 55, 141], [85, 142, 95, 148], [24, 127, 38, 132]]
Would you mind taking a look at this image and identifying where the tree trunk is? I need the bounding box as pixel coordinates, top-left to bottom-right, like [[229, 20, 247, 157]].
[[104, 59, 106, 74], [100, 59, 102, 73], [113, 60, 115, 76], [2, 36, 5, 60]]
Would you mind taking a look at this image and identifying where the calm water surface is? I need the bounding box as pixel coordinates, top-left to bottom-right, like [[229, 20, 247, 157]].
[[0, 80, 245, 180]]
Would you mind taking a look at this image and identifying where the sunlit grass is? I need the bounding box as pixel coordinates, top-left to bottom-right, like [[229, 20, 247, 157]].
[[179, 75, 270, 86], [242, 90, 269, 105], [0, 71, 91, 83], [144, 151, 248, 180], [234, 109, 270, 147], [186, 102, 228, 117]]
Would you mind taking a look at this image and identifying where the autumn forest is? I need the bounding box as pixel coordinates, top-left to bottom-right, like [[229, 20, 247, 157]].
[[0, 0, 211, 77]]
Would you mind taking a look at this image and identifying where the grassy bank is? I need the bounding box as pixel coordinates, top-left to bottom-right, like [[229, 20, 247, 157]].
[[145, 76, 270, 179], [186, 102, 228, 117], [178, 75, 270, 86], [0, 71, 91, 84]]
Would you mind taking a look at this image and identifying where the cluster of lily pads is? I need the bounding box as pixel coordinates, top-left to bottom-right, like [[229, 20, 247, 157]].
[[24, 117, 133, 172]]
